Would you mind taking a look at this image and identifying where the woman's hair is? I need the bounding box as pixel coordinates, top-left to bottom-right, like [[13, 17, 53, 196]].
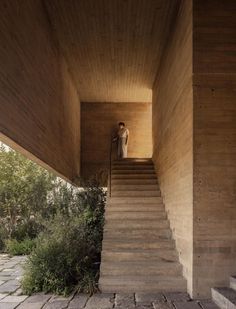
[[119, 122, 125, 126]]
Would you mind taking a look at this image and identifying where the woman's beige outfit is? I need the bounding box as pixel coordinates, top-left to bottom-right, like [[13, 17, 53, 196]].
[[117, 128, 129, 158]]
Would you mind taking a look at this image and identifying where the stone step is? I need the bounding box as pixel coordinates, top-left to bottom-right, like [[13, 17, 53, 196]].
[[99, 275, 187, 293], [111, 174, 157, 179], [100, 260, 182, 276], [112, 184, 159, 191], [113, 158, 152, 164], [212, 287, 236, 309], [102, 248, 178, 262], [103, 228, 172, 240], [111, 190, 161, 197], [105, 211, 166, 220], [102, 239, 175, 250], [106, 205, 164, 212], [104, 219, 169, 229], [111, 179, 158, 185], [231, 276, 236, 291], [108, 197, 162, 204], [112, 169, 156, 175], [112, 165, 154, 170]]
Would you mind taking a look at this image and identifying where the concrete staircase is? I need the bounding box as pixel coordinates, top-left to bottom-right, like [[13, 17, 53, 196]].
[[212, 276, 236, 308], [99, 158, 187, 293]]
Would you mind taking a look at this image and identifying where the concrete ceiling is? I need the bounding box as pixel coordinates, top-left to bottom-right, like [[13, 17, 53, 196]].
[[45, 0, 179, 102]]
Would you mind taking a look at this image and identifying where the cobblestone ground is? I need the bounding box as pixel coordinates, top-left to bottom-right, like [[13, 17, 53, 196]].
[[0, 254, 219, 309]]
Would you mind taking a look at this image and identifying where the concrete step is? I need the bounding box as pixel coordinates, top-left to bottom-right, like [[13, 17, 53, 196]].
[[112, 165, 154, 170], [100, 260, 182, 276], [113, 159, 152, 164], [111, 179, 158, 185], [111, 174, 157, 179], [112, 184, 159, 191], [105, 211, 166, 220], [104, 219, 169, 229], [111, 190, 161, 197], [103, 228, 172, 240], [112, 169, 156, 175], [102, 248, 178, 262], [212, 287, 236, 309], [231, 276, 236, 291], [99, 275, 187, 293], [102, 239, 175, 250], [108, 197, 162, 204], [106, 205, 164, 212]]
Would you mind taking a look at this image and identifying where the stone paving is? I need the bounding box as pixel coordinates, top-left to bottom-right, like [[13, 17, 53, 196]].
[[0, 254, 219, 309]]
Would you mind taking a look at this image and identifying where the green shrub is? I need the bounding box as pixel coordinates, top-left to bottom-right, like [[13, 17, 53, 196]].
[[11, 219, 43, 241], [22, 183, 105, 296], [6, 238, 36, 255], [0, 225, 8, 252], [21, 213, 103, 295]]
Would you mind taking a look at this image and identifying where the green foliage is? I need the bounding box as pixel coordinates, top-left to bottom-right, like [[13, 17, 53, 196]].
[[22, 183, 105, 295], [0, 144, 106, 294], [6, 238, 36, 256], [0, 144, 55, 244]]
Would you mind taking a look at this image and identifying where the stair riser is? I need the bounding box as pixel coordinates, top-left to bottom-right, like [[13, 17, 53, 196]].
[[105, 213, 166, 220], [112, 175, 157, 179], [112, 166, 154, 171], [102, 241, 174, 250], [113, 160, 152, 164], [106, 206, 164, 212], [102, 252, 178, 262], [230, 277, 236, 291], [212, 288, 236, 309], [109, 197, 162, 203], [112, 171, 156, 175], [104, 230, 172, 239], [112, 178, 157, 186], [99, 285, 186, 293], [99, 279, 187, 293], [100, 266, 182, 277], [105, 221, 169, 229], [111, 191, 161, 197], [112, 184, 159, 190]]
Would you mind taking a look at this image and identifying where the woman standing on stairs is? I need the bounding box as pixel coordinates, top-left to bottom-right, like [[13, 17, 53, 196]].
[[113, 122, 129, 159]]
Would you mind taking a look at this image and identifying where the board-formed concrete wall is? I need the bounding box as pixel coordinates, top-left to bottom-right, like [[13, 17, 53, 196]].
[[81, 102, 152, 182], [192, 0, 236, 298], [152, 0, 193, 296], [0, 0, 81, 182]]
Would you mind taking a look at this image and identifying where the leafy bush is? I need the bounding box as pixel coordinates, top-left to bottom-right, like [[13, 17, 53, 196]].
[[0, 144, 55, 242], [0, 225, 8, 252], [0, 144, 106, 295], [6, 238, 36, 256], [22, 183, 105, 296]]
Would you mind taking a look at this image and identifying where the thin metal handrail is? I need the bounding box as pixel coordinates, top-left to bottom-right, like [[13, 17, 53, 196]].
[[109, 136, 114, 197]]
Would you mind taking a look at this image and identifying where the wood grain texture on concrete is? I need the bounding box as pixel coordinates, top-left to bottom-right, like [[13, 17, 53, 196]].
[[0, 0, 81, 183], [44, 0, 180, 103], [81, 102, 152, 182], [152, 0, 193, 297], [192, 0, 236, 298]]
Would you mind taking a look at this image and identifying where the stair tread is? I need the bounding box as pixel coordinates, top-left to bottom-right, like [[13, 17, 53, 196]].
[[100, 275, 186, 281], [212, 287, 236, 305]]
